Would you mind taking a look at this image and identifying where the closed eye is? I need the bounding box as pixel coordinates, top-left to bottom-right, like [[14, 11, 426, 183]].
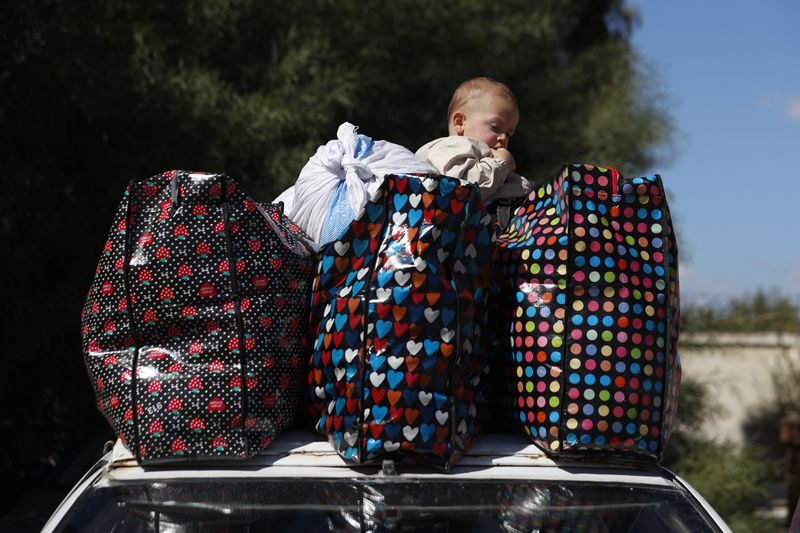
[[490, 124, 514, 137]]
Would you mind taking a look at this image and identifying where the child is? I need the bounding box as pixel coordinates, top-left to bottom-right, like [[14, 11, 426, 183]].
[[416, 77, 532, 201]]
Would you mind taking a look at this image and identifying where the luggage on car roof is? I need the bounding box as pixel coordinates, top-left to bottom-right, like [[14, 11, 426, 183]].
[[494, 164, 681, 461], [81, 170, 315, 464], [307, 173, 496, 469]]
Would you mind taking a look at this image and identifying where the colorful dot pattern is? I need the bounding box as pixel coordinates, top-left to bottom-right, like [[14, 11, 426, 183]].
[[81, 170, 316, 464], [307, 173, 495, 469], [496, 164, 681, 460]]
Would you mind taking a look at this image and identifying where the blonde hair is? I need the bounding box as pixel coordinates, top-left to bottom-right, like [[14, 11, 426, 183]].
[[447, 77, 518, 122]]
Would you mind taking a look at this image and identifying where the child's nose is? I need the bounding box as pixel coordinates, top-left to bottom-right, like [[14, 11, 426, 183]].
[[496, 133, 509, 148]]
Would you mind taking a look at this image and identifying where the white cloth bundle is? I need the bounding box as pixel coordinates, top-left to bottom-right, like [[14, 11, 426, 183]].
[[279, 122, 435, 243]]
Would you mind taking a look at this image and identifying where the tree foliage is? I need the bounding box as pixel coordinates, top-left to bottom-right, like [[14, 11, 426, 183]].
[[0, 0, 672, 521], [1, 0, 670, 200], [669, 443, 782, 533], [682, 289, 800, 333], [662, 377, 784, 532]]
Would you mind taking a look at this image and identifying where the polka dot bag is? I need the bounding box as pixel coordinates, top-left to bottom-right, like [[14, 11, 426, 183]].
[[81, 170, 316, 464], [495, 164, 681, 460]]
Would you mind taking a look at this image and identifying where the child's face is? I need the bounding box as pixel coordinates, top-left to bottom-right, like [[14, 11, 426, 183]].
[[453, 92, 519, 150]]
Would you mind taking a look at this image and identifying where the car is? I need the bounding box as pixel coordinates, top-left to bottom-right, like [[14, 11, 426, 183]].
[[42, 430, 732, 532]]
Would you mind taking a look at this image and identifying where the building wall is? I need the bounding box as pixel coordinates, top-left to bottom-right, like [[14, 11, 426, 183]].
[[679, 333, 800, 444]]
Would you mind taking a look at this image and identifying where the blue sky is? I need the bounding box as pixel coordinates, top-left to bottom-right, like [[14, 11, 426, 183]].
[[628, 1, 800, 304]]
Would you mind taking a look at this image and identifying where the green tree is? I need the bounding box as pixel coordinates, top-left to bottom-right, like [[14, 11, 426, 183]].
[[682, 289, 800, 333], [672, 292, 797, 530], [663, 377, 784, 532], [0, 0, 671, 523], [319, 0, 671, 184]]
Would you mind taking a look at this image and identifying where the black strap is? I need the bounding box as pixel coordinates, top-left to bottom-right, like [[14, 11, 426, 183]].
[[121, 179, 142, 461], [220, 176, 250, 450]]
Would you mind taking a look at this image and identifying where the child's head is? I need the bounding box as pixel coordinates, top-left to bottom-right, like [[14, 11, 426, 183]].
[[447, 77, 519, 150]]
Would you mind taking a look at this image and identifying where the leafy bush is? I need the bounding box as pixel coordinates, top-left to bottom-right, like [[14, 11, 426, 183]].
[[663, 377, 785, 531], [682, 289, 800, 333], [670, 444, 781, 530]]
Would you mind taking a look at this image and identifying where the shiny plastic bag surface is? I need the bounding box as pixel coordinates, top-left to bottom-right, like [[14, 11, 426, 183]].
[[495, 164, 681, 460], [81, 170, 316, 464], [307, 173, 495, 469]]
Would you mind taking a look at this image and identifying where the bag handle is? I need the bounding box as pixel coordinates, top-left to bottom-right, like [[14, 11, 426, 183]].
[[119, 181, 143, 461], [610, 167, 620, 197], [169, 171, 181, 213]]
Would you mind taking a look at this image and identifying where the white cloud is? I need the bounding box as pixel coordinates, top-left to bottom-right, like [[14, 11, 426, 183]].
[[787, 98, 800, 121], [758, 93, 779, 107], [780, 262, 800, 294], [759, 92, 800, 122]]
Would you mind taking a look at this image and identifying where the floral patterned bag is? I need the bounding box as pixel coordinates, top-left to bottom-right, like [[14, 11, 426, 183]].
[[81, 170, 315, 464]]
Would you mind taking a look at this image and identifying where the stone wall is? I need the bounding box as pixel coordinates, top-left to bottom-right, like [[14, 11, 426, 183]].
[[679, 333, 800, 444]]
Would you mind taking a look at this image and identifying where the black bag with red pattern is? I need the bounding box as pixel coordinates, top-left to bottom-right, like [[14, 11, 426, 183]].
[[81, 170, 316, 464]]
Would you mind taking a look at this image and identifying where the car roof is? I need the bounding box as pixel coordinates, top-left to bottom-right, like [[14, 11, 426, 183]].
[[102, 430, 675, 488], [46, 431, 734, 533]]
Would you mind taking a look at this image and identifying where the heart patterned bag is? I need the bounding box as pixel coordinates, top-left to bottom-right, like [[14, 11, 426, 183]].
[[307, 173, 496, 469]]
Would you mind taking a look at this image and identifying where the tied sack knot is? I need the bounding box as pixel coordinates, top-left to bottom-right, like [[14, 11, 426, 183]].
[[335, 122, 375, 209]]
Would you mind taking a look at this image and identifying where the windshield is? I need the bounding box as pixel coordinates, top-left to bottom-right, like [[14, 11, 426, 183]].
[[53, 477, 721, 532]]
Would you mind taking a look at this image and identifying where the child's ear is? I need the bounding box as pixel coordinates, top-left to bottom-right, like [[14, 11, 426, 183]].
[[451, 112, 466, 135]]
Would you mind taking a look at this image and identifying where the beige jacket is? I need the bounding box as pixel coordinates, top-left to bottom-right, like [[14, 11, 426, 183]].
[[415, 136, 532, 200]]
